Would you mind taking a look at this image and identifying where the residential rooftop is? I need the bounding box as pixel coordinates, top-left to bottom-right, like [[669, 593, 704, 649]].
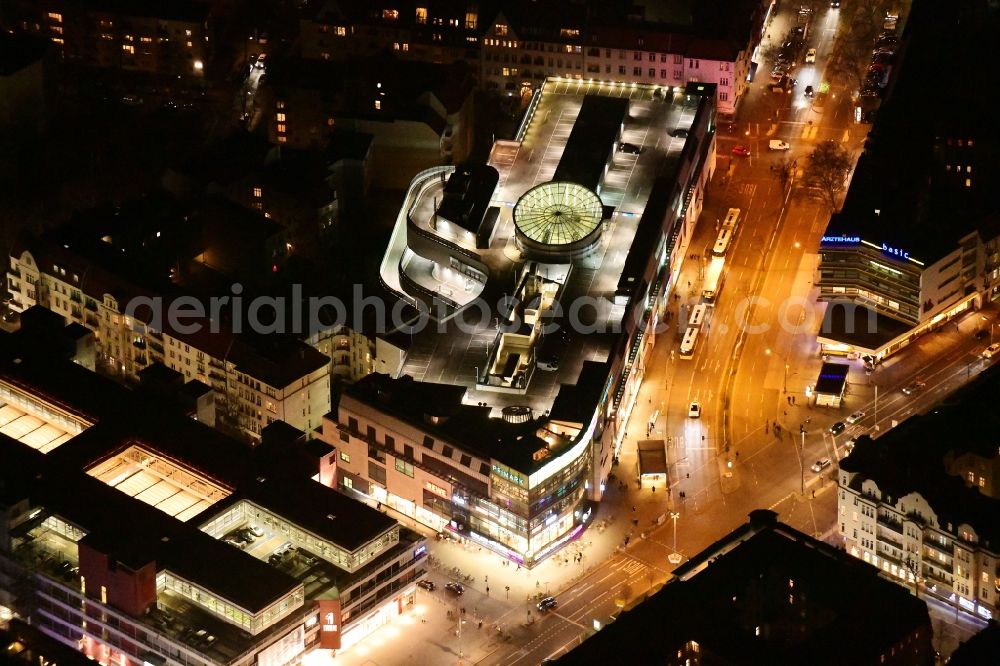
[[555, 511, 932, 664]]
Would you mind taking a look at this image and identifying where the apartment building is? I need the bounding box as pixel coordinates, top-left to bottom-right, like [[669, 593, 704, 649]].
[[5, 202, 331, 443], [480, 8, 758, 116], [7, 0, 212, 82], [816, 0, 1000, 361], [838, 367, 1000, 622], [0, 335, 426, 664], [296, 1, 767, 118], [298, 0, 486, 64]]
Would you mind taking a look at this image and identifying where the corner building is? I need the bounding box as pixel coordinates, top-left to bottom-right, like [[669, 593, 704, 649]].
[[323, 78, 719, 566]]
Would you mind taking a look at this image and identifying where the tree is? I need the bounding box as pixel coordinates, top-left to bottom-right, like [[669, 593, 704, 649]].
[[828, 0, 903, 92], [804, 140, 853, 210]]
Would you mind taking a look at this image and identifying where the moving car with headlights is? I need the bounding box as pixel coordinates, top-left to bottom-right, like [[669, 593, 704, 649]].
[[811, 458, 831, 473], [768, 140, 790, 151], [537, 596, 558, 612]]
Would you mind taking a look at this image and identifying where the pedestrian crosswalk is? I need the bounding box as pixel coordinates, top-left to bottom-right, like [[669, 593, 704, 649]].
[[620, 559, 647, 576]]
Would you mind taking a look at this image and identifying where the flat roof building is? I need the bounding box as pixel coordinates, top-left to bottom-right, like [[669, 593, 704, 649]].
[[816, 0, 1000, 361], [327, 78, 718, 566], [555, 510, 934, 665], [0, 330, 426, 664]]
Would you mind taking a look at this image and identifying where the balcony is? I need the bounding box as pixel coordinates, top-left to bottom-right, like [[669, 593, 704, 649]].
[[925, 538, 953, 557], [877, 515, 904, 534], [878, 532, 904, 552], [923, 556, 953, 575], [85, 299, 98, 312], [69, 291, 81, 303], [148, 341, 164, 355], [925, 567, 952, 585], [84, 313, 99, 328]]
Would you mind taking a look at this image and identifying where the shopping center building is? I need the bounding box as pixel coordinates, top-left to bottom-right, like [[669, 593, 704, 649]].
[[0, 329, 426, 665], [326, 78, 718, 566], [816, 0, 1000, 361]]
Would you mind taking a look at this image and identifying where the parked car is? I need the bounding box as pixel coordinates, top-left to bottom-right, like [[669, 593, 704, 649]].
[[234, 530, 255, 544], [983, 343, 1000, 359], [901, 380, 926, 396], [805, 48, 817, 63], [537, 596, 558, 611], [846, 410, 866, 424], [811, 458, 832, 473], [731, 145, 751, 156], [618, 142, 643, 154], [768, 140, 790, 151], [688, 401, 701, 418], [223, 536, 246, 550], [417, 580, 436, 591], [248, 524, 264, 537], [829, 421, 846, 435], [670, 128, 689, 138], [445, 582, 464, 596]]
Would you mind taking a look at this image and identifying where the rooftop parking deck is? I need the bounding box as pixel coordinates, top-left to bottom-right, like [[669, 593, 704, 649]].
[[396, 79, 701, 416]]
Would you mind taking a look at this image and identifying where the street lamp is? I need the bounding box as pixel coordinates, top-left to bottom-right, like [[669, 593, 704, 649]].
[[765, 348, 789, 394], [667, 512, 682, 564]]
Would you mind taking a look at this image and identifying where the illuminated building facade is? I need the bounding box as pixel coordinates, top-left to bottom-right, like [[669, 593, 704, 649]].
[[0, 332, 426, 665], [7, 0, 212, 81], [815, 0, 1000, 361], [329, 78, 718, 566], [838, 368, 1000, 622]]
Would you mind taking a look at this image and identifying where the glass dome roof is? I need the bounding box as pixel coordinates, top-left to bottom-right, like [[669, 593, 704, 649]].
[[513, 182, 603, 246]]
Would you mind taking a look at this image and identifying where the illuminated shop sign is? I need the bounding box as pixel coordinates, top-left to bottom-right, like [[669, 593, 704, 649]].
[[492, 464, 527, 487], [881, 243, 909, 260], [821, 235, 860, 243]]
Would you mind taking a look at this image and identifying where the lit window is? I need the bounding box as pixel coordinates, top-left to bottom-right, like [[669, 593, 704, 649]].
[[465, 11, 478, 29], [416, 7, 427, 24], [186, 41, 193, 48], [276, 100, 285, 109], [276, 112, 285, 122], [393, 42, 400, 50], [47, 12, 62, 21], [253, 187, 262, 198], [374, 100, 381, 110], [140, 36, 152, 43], [277, 136, 287, 143], [560, 28, 580, 37], [383, 9, 399, 19], [193, 60, 203, 71], [51, 26, 62, 34], [496, 23, 508, 36], [340, 451, 351, 463], [327, 118, 335, 126], [966, 179, 972, 187], [51, 37, 64, 44], [402, 42, 409, 51], [124, 34, 134, 42], [335, 26, 346, 36], [185, 29, 192, 36], [277, 124, 286, 133], [122, 44, 135, 54]]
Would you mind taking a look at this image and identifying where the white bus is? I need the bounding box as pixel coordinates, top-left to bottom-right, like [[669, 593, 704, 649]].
[[688, 303, 707, 329], [722, 207, 741, 231], [679, 327, 699, 359], [712, 228, 733, 257], [702, 256, 725, 304]]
